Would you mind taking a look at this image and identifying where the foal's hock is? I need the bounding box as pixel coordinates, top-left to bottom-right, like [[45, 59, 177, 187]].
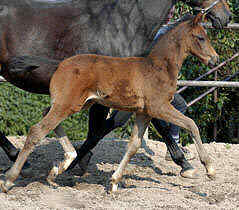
[[1, 13, 219, 192]]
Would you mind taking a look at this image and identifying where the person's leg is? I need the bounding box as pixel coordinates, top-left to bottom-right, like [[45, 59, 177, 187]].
[[67, 105, 133, 171], [151, 118, 194, 173], [165, 93, 195, 161]]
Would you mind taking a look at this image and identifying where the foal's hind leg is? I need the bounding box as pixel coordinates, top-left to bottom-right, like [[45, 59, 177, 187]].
[[111, 114, 151, 192], [150, 104, 215, 179], [40, 106, 78, 184], [46, 134, 76, 186], [18, 107, 70, 178], [0, 104, 75, 192], [43, 107, 78, 180]]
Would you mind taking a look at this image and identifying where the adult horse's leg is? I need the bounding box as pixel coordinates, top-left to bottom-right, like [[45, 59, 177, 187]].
[[151, 119, 197, 178], [67, 104, 132, 170], [0, 132, 31, 173], [111, 114, 151, 192], [149, 103, 215, 179], [0, 131, 19, 162], [67, 104, 133, 171]]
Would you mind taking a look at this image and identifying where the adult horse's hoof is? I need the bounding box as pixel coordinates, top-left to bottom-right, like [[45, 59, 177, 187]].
[[20, 161, 33, 178], [77, 151, 93, 176], [3, 162, 32, 178], [0, 179, 14, 193], [180, 168, 199, 179]]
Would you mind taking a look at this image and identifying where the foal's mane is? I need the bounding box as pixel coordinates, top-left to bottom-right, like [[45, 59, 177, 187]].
[[143, 14, 194, 57], [154, 14, 194, 41]]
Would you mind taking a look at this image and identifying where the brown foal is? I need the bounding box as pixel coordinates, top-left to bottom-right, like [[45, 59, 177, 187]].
[[1, 13, 219, 192]]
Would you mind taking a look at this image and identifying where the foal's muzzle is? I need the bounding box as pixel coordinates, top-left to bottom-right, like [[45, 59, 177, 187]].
[[208, 55, 219, 67]]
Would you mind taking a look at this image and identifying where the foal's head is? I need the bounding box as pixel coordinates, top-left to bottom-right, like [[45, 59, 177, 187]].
[[185, 13, 219, 67]]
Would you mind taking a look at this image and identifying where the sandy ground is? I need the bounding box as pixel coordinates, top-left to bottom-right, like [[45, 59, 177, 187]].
[[0, 136, 238, 210]]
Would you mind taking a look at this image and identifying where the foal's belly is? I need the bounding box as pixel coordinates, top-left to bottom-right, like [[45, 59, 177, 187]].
[[98, 97, 144, 112], [94, 87, 144, 112]]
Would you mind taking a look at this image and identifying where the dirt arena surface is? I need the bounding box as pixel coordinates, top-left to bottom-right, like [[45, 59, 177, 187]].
[[0, 136, 238, 209]]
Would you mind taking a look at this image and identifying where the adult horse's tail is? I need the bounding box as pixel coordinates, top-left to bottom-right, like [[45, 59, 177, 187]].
[[3, 56, 60, 74]]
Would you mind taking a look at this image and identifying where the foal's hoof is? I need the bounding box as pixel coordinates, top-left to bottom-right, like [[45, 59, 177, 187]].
[[46, 177, 59, 188], [180, 168, 199, 179], [46, 175, 59, 188], [47, 163, 59, 185], [206, 166, 216, 180], [110, 182, 118, 193], [0, 179, 14, 193]]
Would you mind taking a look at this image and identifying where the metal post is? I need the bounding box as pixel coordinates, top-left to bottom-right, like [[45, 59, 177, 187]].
[[213, 71, 218, 140], [177, 53, 239, 93], [187, 71, 239, 107], [177, 81, 239, 87], [0, 76, 6, 82]]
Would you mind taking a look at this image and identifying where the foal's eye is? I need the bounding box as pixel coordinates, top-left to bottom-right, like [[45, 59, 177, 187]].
[[196, 35, 205, 42]]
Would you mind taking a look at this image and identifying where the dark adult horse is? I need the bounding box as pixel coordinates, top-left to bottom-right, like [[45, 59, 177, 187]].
[[0, 0, 232, 178]]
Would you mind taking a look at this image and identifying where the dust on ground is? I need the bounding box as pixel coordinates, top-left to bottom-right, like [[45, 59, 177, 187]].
[[0, 136, 238, 210]]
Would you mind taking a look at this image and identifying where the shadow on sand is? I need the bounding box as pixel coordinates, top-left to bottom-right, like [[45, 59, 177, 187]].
[[0, 138, 181, 192]]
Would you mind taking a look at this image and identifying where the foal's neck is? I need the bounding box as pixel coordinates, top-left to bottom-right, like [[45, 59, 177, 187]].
[[147, 25, 189, 79]]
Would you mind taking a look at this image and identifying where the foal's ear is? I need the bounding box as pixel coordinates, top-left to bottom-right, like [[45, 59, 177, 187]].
[[192, 13, 205, 26]]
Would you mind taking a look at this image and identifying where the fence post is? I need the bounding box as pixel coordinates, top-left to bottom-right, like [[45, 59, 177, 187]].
[[213, 71, 218, 140]]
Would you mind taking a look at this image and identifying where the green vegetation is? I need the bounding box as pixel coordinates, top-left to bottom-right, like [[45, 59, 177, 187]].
[[0, 1, 238, 144], [0, 83, 89, 140]]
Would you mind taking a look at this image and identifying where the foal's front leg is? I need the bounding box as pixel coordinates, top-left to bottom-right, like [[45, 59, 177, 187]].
[[151, 119, 196, 178], [111, 114, 151, 192], [150, 103, 215, 179]]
